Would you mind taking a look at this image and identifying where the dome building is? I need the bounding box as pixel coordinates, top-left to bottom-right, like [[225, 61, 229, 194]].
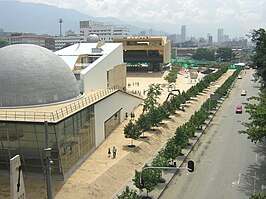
[[0, 44, 81, 107]]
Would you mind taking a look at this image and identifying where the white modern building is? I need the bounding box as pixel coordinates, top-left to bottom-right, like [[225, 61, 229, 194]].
[[80, 20, 129, 42], [0, 43, 142, 179], [55, 39, 127, 93]]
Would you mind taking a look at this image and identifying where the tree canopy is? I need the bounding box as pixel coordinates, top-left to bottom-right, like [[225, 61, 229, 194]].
[[250, 28, 266, 88], [216, 47, 233, 62], [239, 28, 266, 143], [0, 39, 9, 48], [192, 48, 215, 61]]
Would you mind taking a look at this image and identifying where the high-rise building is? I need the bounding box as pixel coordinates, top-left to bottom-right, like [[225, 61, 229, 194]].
[[181, 25, 186, 42], [207, 33, 213, 45], [217, 28, 224, 43]]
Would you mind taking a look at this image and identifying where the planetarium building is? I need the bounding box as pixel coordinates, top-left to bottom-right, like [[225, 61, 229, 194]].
[[0, 44, 142, 179]]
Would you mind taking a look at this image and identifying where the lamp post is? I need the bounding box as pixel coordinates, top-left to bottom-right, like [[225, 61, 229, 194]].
[[139, 160, 194, 190]]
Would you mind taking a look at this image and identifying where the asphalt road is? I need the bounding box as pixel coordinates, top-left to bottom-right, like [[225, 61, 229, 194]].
[[160, 69, 266, 199]]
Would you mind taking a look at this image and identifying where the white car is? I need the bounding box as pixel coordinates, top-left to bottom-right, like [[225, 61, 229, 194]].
[[238, 75, 242, 79], [241, 90, 247, 96]]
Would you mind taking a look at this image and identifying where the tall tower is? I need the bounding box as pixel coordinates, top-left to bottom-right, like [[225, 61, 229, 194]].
[[217, 28, 224, 43], [59, 18, 63, 36], [181, 25, 186, 42]]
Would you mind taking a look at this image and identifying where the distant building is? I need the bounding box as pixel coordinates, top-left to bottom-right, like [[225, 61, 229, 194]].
[[10, 35, 45, 46], [171, 47, 197, 59], [53, 34, 85, 50], [79, 20, 129, 42], [217, 28, 224, 43], [207, 33, 213, 45], [223, 35, 229, 42], [9, 35, 55, 50], [168, 34, 179, 43], [181, 25, 186, 42], [221, 39, 248, 49]]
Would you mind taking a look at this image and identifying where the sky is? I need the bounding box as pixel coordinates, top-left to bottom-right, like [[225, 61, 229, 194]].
[[18, 0, 266, 40]]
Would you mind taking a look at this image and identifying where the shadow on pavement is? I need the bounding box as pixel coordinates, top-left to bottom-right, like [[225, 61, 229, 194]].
[[237, 141, 266, 196]]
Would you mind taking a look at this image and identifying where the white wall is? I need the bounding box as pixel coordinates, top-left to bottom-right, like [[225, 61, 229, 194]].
[[94, 91, 142, 147], [81, 44, 124, 93]]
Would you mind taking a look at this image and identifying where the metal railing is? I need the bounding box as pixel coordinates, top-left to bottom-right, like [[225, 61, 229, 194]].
[[0, 86, 119, 122]]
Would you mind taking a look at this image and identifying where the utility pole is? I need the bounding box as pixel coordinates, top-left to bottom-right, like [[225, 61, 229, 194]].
[[44, 121, 53, 199]]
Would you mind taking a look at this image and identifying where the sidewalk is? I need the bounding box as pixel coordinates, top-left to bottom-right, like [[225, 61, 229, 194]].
[[0, 70, 233, 199]]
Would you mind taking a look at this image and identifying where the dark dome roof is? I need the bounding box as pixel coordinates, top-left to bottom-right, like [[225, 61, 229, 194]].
[[0, 44, 80, 107]]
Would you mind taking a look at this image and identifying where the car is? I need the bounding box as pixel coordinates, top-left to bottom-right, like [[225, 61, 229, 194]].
[[241, 90, 247, 96], [236, 105, 243, 114], [238, 75, 242, 79]]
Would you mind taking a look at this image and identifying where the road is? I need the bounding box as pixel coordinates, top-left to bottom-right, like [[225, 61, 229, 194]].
[[160, 69, 266, 199]]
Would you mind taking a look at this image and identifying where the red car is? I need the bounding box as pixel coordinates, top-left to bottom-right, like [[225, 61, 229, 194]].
[[236, 105, 243, 114]]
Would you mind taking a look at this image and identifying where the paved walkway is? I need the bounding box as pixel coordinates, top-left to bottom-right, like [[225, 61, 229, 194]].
[[0, 70, 233, 199]]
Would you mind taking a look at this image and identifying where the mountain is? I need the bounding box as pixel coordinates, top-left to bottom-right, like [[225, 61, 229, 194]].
[[0, 1, 167, 36]]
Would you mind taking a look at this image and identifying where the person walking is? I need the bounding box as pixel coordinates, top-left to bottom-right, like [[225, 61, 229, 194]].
[[112, 146, 117, 158], [108, 148, 111, 158]]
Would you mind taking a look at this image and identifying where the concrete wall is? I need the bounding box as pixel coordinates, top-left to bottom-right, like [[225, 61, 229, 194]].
[[108, 63, 126, 90], [163, 40, 171, 63], [81, 44, 124, 93], [94, 91, 142, 147]]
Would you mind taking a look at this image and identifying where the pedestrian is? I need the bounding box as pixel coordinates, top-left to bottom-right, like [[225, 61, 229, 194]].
[[112, 146, 117, 158], [108, 148, 111, 158]]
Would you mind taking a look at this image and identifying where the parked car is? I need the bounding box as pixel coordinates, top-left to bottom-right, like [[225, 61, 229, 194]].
[[238, 75, 242, 79], [236, 105, 243, 114], [241, 90, 247, 96]]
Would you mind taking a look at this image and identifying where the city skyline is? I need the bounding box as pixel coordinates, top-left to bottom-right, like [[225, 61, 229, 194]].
[[14, 0, 266, 39]]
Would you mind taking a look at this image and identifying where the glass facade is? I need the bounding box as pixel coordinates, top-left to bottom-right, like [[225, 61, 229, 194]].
[[104, 109, 121, 138], [0, 105, 95, 179]]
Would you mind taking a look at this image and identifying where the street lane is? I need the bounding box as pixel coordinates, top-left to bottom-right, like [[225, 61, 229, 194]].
[[160, 69, 266, 199]]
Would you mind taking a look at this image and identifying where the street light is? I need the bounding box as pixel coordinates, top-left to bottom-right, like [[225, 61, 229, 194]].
[[139, 160, 194, 190]]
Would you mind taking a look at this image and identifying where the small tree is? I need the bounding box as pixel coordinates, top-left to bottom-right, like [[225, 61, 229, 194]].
[[117, 186, 141, 199], [152, 151, 168, 167], [133, 168, 161, 197], [147, 108, 162, 128], [137, 114, 152, 137], [164, 72, 177, 84], [175, 127, 189, 149], [163, 138, 182, 165], [124, 121, 141, 146], [143, 84, 163, 112], [239, 96, 266, 143], [162, 100, 176, 114]]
